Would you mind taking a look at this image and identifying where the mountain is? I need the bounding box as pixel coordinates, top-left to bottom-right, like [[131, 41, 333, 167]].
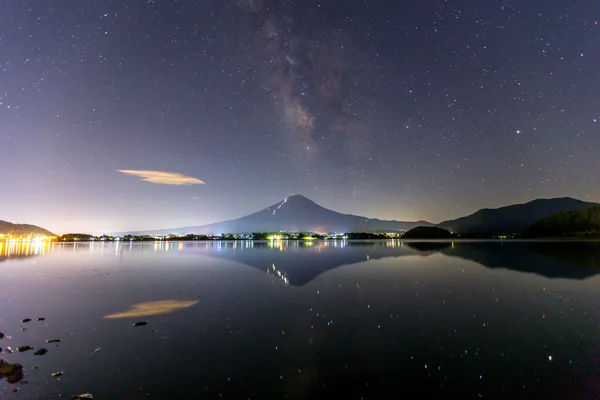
[[438, 197, 599, 235], [523, 206, 600, 238], [0, 220, 55, 237], [132, 194, 433, 235]]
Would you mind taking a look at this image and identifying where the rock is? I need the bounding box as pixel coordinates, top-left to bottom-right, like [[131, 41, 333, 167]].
[[70, 394, 94, 399], [17, 346, 33, 353], [21, 328, 27, 332], [0, 359, 24, 384], [21, 319, 31, 323], [0, 332, 4, 339], [132, 321, 148, 327], [51, 371, 63, 377], [34, 348, 48, 356], [37, 318, 45, 322], [46, 339, 61, 343], [93, 348, 101, 354]]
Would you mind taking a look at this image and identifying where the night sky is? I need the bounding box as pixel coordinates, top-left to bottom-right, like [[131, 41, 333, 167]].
[[1, 0, 599, 233]]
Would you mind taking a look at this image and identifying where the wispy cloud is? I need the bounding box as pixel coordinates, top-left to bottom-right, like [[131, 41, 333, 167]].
[[103, 300, 199, 319], [118, 170, 205, 185]]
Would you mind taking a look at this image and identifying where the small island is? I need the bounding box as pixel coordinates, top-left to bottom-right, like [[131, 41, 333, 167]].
[[401, 226, 453, 239]]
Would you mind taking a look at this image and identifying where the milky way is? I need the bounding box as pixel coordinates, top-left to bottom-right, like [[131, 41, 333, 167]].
[[237, 0, 372, 163]]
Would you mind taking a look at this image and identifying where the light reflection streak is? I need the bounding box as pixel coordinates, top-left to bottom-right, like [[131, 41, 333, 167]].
[[267, 263, 289, 285], [1, 239, 54, 258]]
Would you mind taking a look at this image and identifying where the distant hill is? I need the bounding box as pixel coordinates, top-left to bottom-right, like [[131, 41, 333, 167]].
[[438, 197, 599, 235], [0, 220, 54, 237], [523, 206, 600, 238], [122, 194, 433, 235], [402, 226, 453, 239]]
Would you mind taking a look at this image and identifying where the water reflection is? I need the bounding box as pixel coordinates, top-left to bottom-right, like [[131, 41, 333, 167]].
[[192, 240, 600, 284], [404, 241, 452, 252], [7, 240, 600, 284], [0, 239, 54, 261], [188, 240, 424, 286], [1, 239, 600, 399], [440, 241, 600, 279], [104, 300, 199, 319]]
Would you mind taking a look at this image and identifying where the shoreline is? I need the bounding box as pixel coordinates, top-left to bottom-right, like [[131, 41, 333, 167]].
[[50, 237, 600, 243]]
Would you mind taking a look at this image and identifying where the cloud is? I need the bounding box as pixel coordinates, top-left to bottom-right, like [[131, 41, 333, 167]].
[[103, 299, 199, 319], [118, 170, 205, 185]]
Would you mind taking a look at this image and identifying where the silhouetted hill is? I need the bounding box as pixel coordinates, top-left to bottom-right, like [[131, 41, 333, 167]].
[[523, 206, 600, 238], [0, 220, 54, 237], [402, 226, 453, 239], [438, 198, 598, 235], [129, 195, 433, 235]]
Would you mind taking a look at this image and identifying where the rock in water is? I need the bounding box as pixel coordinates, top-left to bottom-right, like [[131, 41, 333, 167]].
[[21, 319, 31, 323], [17, 346, 33, 353], [34, 348, 48, 356], [132, 321, 148, 327], [46, 339, 61, 343], [0, 332, 4, 339], [0, 359, 24, 384], [70, 394, 94, 399], [51, 371, 63, 377], [37, 318, 45, 322]]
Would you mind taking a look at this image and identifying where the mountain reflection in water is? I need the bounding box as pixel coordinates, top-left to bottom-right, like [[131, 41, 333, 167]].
[[4, 240, 599, 284], [193, 240, 600, 285]]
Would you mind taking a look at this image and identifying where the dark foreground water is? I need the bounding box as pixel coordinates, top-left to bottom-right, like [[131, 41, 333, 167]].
[[1, 240, 600, 399]]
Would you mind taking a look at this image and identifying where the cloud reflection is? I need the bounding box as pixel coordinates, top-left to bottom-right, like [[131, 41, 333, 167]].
[[103, 299, 198, 319], [118, 170, 205, 185]]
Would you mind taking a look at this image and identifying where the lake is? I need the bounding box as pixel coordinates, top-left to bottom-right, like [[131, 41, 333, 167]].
[[1, 240, 599, 399]]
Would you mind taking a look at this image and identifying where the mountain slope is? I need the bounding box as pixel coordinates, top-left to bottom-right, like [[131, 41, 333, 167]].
[[523, 206, 600, 237], [0, 220, 55, 237], [438, 197, 599, 235], [136, 194, 432, 235]]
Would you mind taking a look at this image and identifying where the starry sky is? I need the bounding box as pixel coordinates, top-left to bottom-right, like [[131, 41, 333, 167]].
[[1, 0, 599, 234]]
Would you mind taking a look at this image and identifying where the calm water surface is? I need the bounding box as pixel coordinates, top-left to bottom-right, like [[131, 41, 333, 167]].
[[1, 240, 599, 399]]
